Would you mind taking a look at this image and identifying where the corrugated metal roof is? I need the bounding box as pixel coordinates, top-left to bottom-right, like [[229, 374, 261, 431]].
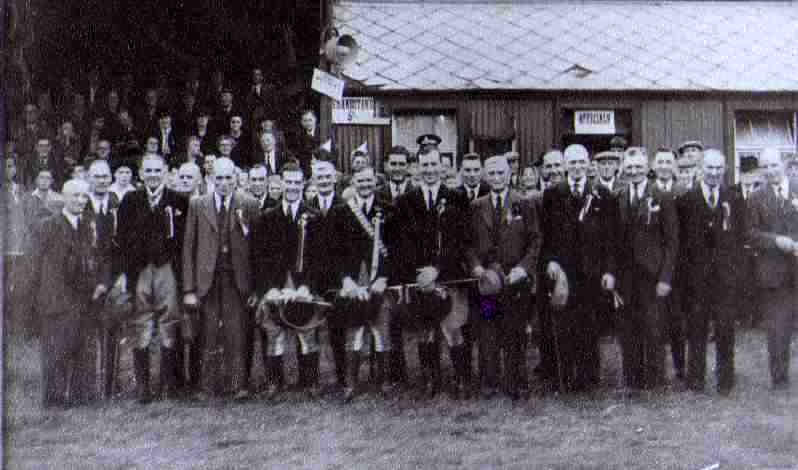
[[335, 1, 798, 92]]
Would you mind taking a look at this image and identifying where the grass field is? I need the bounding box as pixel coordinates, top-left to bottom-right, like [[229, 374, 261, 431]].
[[5, 329, 797, 470]]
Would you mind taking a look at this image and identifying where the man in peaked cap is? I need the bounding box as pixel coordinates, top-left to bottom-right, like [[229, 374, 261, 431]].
[[609, 136, 628, 153], [416, 134, 442, 153]]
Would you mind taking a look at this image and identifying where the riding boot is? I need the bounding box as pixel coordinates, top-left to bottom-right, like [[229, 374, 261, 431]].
[[160, 347, 179, 400], [428, 341, 441, 398], [306, 352, 321, 399], [133, 348, 152, 404], [376, 352, 392, 395], [264, 356, 284, 400], [174, 334, 186, 390], [344, 351, 361, 402], [187, 341, 203, 393], [449, 345, 467, 400], [416, 343, 430, 397]]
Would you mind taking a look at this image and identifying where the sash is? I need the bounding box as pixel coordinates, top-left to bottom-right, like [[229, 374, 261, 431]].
[[347, 198, 388, 258]]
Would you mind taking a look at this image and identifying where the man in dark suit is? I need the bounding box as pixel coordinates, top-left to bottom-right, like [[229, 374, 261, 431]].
[[116, 154, 189, 403], [459, 153, 490, 203], [30, 179, 109, 407], [213, 88, 237, 137], [327, 165, 399, 401], [24, 137, 65, 191], [183, 157, 260, 400], [251, 161, 325, 399], [85, 160, 123, 399], [737, 156, 763, 327], [255, 132, 284, 178], [617, 148, 679, 392], [292, 110, 321, 176], [155, 109, 178, 167], [651, 148, 689, 381], [595, 151, 621, 193], [678, 149, 747, 395], [379, 146, 413, 203], [394, 147, 472, 398], [539, 144, 619, 393], [749, 147, 798, 389], [467, 155, 541, 400], [247, 165, 276, 211], [136, 88, 160, 137]]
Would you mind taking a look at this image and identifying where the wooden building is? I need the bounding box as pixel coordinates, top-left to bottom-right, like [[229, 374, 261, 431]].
[[322, 0, 798, 181]]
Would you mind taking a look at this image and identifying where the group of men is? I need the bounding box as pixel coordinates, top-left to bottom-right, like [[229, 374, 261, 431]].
[[15, 128, 797, 409]]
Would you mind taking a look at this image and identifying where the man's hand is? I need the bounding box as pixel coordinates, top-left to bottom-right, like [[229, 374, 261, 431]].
[[114, 274, 127, 293], [295, 285, 311, 301], [92, 284, 108, 301], [601, 273, 616, 291], [546, 261, 562, 281], [472, 265, 486, 279], [776, 236, 795, 253], [655, 282, 672, 298], [370, 277, 387, 295], [507, 266, 527, 285], [184, 292, 199, 307], [416, 266, 439, 293], [342, 277, 358, 297], [265, 288, 282, 303]]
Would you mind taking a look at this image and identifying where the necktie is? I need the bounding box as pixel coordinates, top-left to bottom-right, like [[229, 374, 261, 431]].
[[571, 182, 580, 198], [631, 183, 640, 207], [362, 202, 369, 217], [426, 190, 433, 211], [708, 189, 717, 209]]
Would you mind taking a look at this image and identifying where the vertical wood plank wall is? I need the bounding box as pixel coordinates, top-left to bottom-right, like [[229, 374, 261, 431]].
[[330, 93, 796, 175]]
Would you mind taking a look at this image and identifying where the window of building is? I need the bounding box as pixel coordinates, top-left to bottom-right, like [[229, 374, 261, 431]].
[[734, 110, 797, 182]]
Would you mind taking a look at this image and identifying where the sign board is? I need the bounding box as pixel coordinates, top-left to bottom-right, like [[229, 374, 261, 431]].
[[574, 110, 616, 135], [311, 68, 344, 101], [333, 97, 391, 125]]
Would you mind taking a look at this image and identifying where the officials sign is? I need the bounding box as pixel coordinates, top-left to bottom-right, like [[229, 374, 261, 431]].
[[575, 110, 616, 135]]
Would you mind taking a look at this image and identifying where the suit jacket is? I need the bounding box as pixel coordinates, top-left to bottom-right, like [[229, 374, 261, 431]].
[[617, 181, 679, 286], [116, 188, 189, 285], [30, 213, 104, 317], [378, 179, 413, 203], [678, 184, 747, 294], [394, 185, 472, 283], [253, 148, 286, 177], [306, 192, 343, 215], [540, 181, 619, 289], [250, 202, 324, 296], [467, 190, 541, 279], [83, 193, 121, 282], [182, 192, 259, 299], [749, 179, 798, 289], [156, 128, 179, 166]]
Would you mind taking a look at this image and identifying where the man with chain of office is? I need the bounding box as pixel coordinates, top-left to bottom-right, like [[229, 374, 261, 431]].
[[326, 165, 400, 401]]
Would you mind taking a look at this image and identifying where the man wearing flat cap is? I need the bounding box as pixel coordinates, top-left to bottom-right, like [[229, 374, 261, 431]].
[[676, 141, 703, 190], [595, 151, 621, 192], [467, 155, 541, 400], [538, 144, 619, 392]]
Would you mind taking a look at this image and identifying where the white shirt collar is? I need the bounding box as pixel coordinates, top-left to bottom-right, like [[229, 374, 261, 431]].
[[630, 179, 647, 199], [656, 179, 673, 192], [568, 176, 586, 193], [62, 209, 80, 230], [773, 177, 790, 198], [599, 176, 615, 187], [282, 198, 300, 218], [700, 181, 719, 206], [214, 192, 233, 211], [491, 188, 509, 208], [90, 192, 109, 213], [354, 193, 375, 213]]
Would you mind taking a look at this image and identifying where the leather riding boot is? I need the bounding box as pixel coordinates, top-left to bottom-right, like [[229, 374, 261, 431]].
[[344, 351, 361, 402], [187, 341, 203, 393], [133, 348, 152, 404], [174, 335, 186, 390], [264, 356, 284, 400], [376, 352, 392, 395], [449, 345, 467, 400], [160, 347, 179, 400], [306, 352, 321, 399]]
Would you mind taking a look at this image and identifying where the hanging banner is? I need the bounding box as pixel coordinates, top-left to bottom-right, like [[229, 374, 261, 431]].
[[311, 68, 345, 101], [333, 97, 391, 125], [575, 110, 616, 135]]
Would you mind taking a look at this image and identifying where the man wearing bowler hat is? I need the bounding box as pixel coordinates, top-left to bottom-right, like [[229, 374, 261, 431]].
[[467, 155, 541, 400]]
